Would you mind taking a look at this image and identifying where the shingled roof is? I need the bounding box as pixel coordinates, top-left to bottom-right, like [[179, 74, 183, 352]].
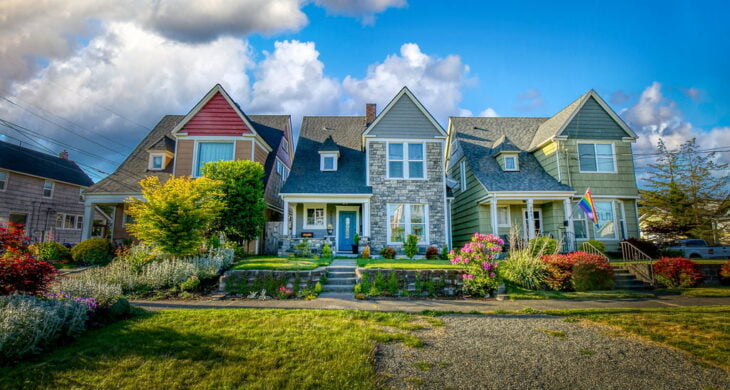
[[450, 117, 573, 192], [0, 140, 93, 187], [281, 116, 371, 194], [87, 114, 289, 194]]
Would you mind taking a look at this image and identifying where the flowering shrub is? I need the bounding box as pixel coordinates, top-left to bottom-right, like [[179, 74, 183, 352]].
[[0, 294, 88, 362], [0, 255, 57, 295], [653, 257, 702, 288], [570, 252, 614, 291], [425, 246, 439, 259], [449, 233, 503, 296], [0, 223, 30, 257], [380, 247, 396, 259], [541, 254, 576, 291], [720, 260, 730, 285]]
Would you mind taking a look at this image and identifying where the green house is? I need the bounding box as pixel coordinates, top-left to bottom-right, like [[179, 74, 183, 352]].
[[446, 90, 640, 253]]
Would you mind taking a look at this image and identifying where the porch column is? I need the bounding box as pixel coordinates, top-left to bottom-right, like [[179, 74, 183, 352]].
[[362, 200, 371, 237], [490, 196, 499, 236], [81, 203, 94, 240], [563, 198, 574, 251], [527, 199, 536, 240], [282, 199, 289, 237]]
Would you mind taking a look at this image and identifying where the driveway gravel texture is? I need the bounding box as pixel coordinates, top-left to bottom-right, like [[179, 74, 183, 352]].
[[376, 314, 730, 390]]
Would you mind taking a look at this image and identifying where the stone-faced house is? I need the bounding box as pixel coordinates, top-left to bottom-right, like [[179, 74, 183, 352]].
[[82, 84, 293, 254], [0, 140, 93, 244], [446, 90, 641, 253], [280, 87, 451, 254]]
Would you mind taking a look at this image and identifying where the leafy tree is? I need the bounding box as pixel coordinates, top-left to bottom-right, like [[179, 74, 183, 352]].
[[202, 160, 266, 244], [640, 138, 729, 243], [126, 176, 224, 256]]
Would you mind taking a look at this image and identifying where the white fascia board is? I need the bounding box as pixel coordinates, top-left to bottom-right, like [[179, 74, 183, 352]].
[[84, 193, 144, 204]]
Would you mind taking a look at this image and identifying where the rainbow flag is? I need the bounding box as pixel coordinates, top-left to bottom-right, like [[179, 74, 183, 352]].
[[577, 188, 598, 225]]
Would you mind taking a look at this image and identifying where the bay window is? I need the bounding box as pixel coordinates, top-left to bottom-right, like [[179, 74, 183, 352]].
[[388, 143, 424, 179], [578, 143, 615, 173], [195, 142, 234, 176], [387, 204, 427, 244]]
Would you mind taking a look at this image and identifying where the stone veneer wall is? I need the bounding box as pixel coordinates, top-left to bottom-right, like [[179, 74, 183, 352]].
[[356, 268, 465, 296], [623, 263, 725, 287], [368, 141, 447, 252], [220, 269, 326, 293]]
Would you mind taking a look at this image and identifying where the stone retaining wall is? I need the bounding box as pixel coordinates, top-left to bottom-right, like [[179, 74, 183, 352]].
[[621, 263, 724, 286], [356, 268, 465, 296], [220, 268, 327, 293]]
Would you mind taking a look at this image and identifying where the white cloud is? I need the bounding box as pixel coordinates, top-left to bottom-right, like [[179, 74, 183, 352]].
[[314, 0, 406, 24], [622, 82, 730, 166], [479, 108, 499, 117], [342, 43, 471, 122]]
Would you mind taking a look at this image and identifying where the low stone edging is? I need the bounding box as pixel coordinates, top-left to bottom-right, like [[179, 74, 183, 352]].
[[219, 268, 327, 293], [356, 268, 466, 297]]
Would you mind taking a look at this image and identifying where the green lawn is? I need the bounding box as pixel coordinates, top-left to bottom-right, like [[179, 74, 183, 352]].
[[1, 309, 434, 389], [231, 256, 333, 270], [357, 258, 461, 269], [535, 306, 730, 369], [658, 286, 730, 297], [505, 284, 655, 300]]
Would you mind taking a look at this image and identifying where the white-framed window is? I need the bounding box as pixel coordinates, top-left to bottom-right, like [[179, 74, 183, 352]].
[[79, 188, 84, 203], [149, 153, 165, 170], [617, 200, 627, 240], [276, 160, 284, 175], [303, 204, 326, 229], [593, 200, 617, 240], [194, 141, 234, 177], [497, 207, 511, 227], [459, 160, 467, 191], [54, 213, 83, 230], [320, 153, 337, 171], [0, 171, 7, 191], [387, 143, 424, 179], [572, 204, 588, 239], [578, 142, 616, 173], [43, 180, 54, 198], [387, 203, 428, 244], [503, 155, 519, 171]]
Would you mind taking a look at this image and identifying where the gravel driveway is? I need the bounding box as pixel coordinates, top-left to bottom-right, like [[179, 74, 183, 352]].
[[376, 315, 730, 390]]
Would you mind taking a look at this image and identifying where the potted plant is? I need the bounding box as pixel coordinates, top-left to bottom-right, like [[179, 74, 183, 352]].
[[352, 233, 360, 254]]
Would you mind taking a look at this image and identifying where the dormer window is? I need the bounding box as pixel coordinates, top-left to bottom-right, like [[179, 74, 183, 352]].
[[147, 135, 176, 172], [148, 153, 170, 171], [320, 152, 338, 171], [504, 155, 518, 171]]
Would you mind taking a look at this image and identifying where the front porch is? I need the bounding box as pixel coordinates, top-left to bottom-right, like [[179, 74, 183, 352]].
[[279, 194, 372, 256]]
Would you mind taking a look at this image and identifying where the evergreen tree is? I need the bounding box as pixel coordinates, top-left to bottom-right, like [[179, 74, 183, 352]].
[[639, 138, 729, 243]]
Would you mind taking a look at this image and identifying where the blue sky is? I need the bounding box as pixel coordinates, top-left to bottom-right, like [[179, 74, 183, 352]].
[[0, 0, 728, 182]]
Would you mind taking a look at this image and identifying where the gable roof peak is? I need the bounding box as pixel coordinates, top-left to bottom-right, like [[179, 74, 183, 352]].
[[362, 85, 446, 140]]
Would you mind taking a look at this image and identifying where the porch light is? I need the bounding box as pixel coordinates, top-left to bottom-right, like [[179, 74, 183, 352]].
[[327, 224, 333, 235]]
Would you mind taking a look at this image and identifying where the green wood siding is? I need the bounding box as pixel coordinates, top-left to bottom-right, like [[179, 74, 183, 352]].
[[533, 141, 560, 181], [562, 97, 630, 139], [449, 158, 489, 247], [558, 139, 639, 197], [368, 94, 443, 138]]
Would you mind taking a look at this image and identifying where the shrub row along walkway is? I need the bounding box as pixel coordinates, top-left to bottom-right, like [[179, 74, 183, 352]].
[[376, 314, 730, 390], [131, 295, 730, 312]]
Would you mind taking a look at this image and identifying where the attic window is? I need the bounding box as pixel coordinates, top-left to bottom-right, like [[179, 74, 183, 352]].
[[148, 153, 167, 171], [504, 155, 519, 171], [320, 153, 338, 171]]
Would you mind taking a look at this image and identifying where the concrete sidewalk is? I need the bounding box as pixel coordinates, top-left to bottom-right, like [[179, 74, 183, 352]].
[[131, 294, 730, 313]]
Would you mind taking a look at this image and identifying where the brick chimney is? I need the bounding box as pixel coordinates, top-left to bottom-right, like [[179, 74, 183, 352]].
[[366, 103, 376, 125], [59, 150, 69, 160]]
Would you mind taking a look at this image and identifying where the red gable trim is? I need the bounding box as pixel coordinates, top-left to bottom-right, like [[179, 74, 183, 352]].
[[180, 92, 252, 136]]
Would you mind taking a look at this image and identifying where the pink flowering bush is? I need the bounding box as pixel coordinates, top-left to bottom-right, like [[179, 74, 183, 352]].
[[449, 233, 503, 296]]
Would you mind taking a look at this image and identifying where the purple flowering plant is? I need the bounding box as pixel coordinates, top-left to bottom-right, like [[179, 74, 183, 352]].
[[45, 292, 99, 311], [449, 233, 503, 296]]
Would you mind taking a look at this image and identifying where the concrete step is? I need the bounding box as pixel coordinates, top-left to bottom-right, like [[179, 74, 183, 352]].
[[323, 284, 355, 293], [615, 281, 652, 289], [328, 270, 356, 276], [327, 266, 357, 272], [326, 278, 356, 285]]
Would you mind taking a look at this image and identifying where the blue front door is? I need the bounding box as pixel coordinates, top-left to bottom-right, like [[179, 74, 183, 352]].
[[338, 211, 357, 251]]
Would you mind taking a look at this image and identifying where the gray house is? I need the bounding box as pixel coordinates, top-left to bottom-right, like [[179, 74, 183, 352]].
[[280, 87, 451, 254], [0, 140, 93, 244]]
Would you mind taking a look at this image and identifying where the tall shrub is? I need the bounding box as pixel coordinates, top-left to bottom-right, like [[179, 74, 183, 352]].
[[403, 234, 419, 259], [35, 241, 71, 264], [653, 257, 702, 288], [126, 176, 224, 256], [71, 238, 114, 265], [570, 252, 614, 291], [0, 255, 57, 295], [449, 233, 503, 296], [202, 160, 266, 243]]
